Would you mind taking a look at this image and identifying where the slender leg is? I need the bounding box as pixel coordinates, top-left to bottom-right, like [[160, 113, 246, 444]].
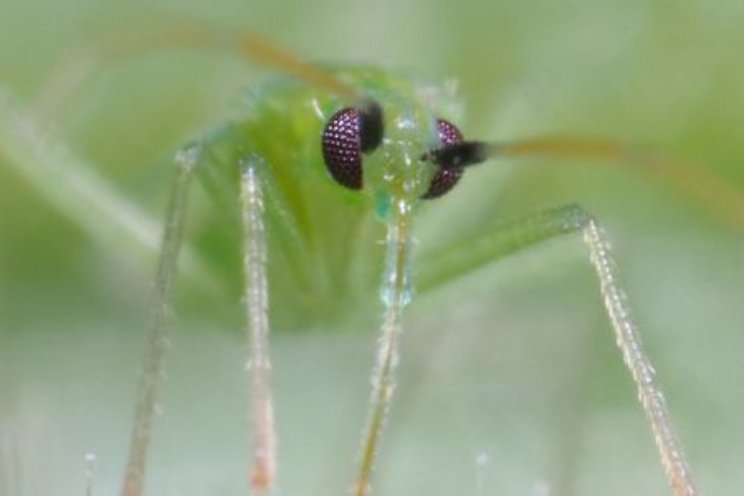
[[0, 92, 212, 288], [120, 144, 202, 496], [353, 205, 414, 496], [416, 204, 697, 496], [239, 155, 276, 496], [0, 92, 161, 253]]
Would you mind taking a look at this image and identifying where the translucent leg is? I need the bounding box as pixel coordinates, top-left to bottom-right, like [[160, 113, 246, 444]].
[[0, 92, 211, 285], [353, 205, 414, 496], [0, 91, 161, 254], [239, 156, 276, 496], [417, 204, 697, 496], [120, 144, 202, 496]]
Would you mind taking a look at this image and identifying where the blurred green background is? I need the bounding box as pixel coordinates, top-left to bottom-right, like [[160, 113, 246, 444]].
[[1, 0, 744, 495]]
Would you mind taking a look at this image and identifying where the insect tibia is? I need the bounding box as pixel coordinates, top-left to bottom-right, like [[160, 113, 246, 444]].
[[416, 203, 698, 496], [239, 156, 277, 496], [120, 145, 201, 496], [582, 219, 698, 496], [354, 204, 414, 496], [174, 143, 203, 173]]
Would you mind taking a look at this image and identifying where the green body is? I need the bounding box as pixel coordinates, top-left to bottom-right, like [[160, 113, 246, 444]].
[[195, 66, 461, 330]]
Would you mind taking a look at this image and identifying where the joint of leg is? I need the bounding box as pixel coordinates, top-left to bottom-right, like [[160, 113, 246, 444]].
[[174, 142, 203, 172], [557, 202, 594, 232], [239, 152, 267, 173]]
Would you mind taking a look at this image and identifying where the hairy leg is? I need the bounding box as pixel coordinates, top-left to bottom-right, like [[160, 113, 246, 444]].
[[417, 203, 697, 496], [353, 204, 414, 496], [239, 155, 276, 495], [120, 144, 202, 496]]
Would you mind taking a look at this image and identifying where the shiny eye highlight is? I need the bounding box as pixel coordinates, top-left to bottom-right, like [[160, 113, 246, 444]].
[[422, 118, 464, 199]]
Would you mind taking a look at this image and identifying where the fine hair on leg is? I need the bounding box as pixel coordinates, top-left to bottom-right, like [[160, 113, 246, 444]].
[[581, 213, 696, 495], [416, 203, 697, 496], [353, 202, 414, 496], [120, 144, 202, 496], [239, 155, 276, 495]]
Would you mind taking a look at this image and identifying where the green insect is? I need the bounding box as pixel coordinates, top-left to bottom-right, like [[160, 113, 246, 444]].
[[3, 16, 741, 496], [57, 25, 707, 496]]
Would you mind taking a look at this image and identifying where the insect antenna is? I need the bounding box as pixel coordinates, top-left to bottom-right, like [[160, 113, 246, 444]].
[[431, 137, 744, 229], [37, 21, 365, 121], [426, 136, 718, 495]]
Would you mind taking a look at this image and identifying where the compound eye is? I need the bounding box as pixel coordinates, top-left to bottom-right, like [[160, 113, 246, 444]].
[[422, 119, 464, 199], [321, 107, 363, 190]]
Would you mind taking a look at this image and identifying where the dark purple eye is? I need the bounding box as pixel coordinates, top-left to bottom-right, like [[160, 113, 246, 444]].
[[321, 107, 363, 190], [422, 119, 465, 199]]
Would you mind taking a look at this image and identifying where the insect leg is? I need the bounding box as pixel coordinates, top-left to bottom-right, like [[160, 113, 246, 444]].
[[416, 204, 697, 496], [120, 144, 202, 496], [353, 206, 414, 496], [238, 155, 276, 496]]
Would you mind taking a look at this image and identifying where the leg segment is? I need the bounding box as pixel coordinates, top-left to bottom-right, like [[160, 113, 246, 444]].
[[0, 92, 211, 286], [120, 144, 202, 496], [353, 205, 414, 496], [239, 155, 276, 496], [416, 204, 697, 496], [0, 91, 161, 254]]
